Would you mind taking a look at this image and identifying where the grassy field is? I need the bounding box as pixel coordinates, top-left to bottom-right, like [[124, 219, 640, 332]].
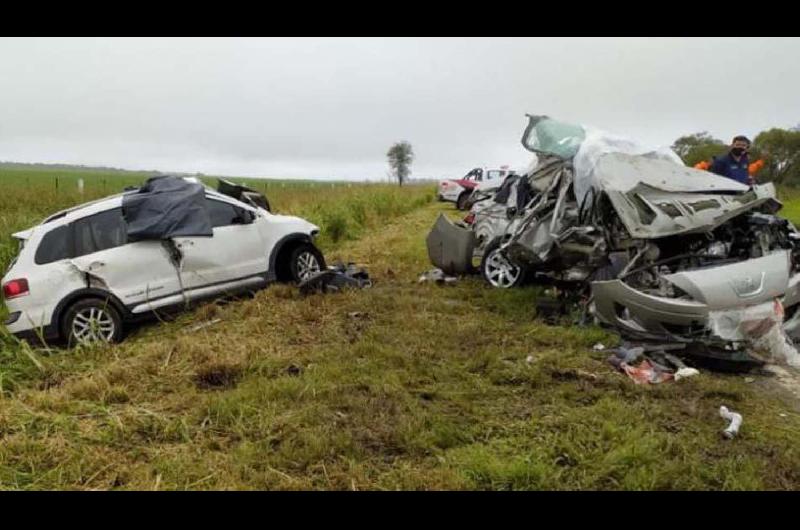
[[2, 168, 800, 490]]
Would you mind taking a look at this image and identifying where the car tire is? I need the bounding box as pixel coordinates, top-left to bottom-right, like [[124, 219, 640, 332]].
[[481, 239, 525, 289], [288, 243, 326, 283], [456, 192, 470, 211], [62, 297, 124, 347]]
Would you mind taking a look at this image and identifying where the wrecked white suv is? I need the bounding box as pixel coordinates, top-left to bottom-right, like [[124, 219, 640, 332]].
[[2, 176, 324, 346]]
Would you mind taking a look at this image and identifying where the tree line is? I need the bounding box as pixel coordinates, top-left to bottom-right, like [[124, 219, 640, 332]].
[[386, 124, 800, 187]]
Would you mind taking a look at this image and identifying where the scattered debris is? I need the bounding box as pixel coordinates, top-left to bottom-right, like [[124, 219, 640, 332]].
[[621, 359, 674, 385], [674, 367, 700, 381], [299, 262, 372, 295], [745, 377, 756, 383], [719, 406, 743, 439], [606, 344, 644, 368], [592, 343, 606, 351], [418, 268, 458, 285], [525, 355, 535, 364], [607, 341, 701, 384], [285, 364, 303, 376], [187, 318, 222, 332]]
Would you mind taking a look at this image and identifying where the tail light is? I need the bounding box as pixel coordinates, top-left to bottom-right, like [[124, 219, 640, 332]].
[[3, 278, 29, 300], [463, 213, 475, 225]]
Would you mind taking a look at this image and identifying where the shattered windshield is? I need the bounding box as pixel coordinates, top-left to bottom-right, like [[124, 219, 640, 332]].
[[521, 115, 586, 159]]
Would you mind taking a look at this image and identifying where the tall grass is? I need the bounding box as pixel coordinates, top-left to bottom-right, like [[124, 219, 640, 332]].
[[0, 167, 433, 273]]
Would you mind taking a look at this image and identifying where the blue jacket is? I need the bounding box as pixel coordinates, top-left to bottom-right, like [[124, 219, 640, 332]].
[[709, 151, 750, 184]]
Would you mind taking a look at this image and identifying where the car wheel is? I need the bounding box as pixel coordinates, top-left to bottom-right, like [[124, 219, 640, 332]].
[[481, 239, 525, 288], [456, 192, 470, 211], [62, 298, 123, 347], [288, 243, 326, 283]]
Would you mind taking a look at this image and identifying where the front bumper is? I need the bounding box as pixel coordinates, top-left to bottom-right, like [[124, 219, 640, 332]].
[[591, 251, 800, 348]]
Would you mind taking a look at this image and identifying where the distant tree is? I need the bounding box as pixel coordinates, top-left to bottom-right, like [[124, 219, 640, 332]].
[[753, 127, 800, 185], [387, 141, 414, 186], [671, 132, 727, 166]]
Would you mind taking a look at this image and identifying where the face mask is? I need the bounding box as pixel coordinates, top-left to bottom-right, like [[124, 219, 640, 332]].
[[731, 147, 746, 156]]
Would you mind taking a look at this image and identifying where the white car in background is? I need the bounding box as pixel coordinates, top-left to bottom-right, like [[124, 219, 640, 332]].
[[437, 167, 511, 210], [2, 177, 325, 346]]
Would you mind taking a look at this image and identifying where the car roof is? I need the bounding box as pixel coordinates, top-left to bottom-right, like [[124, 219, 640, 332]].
[[41, 194, 126, 225], [32, 182, 249, 234]]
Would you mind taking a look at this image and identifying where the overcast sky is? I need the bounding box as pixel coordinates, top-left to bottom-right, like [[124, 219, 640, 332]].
[[1, 37, 798, 180]]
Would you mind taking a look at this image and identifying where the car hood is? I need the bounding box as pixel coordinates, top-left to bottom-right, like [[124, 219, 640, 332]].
[[265, 213, 320, 234], [594, 152, 748, 195], [593, 152, 780, 239]]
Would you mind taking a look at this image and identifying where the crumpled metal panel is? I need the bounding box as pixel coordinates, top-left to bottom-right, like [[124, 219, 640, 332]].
[[594, 152, 748, 196], [663, 250, 790, 309], [426, 214, 476, 275], [604, 182, 779, 239]]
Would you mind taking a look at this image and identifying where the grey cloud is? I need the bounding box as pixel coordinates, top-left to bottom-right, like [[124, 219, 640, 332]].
[[1, 37, 798, 180]]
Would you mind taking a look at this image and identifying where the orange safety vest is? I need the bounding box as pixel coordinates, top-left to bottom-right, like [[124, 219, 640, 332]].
[[694, 160, 711, 171], [748, 159, 764, 176]]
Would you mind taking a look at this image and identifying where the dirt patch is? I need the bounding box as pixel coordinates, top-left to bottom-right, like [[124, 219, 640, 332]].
[[760, 364, 800, 412], [193, 363, 243, 390]]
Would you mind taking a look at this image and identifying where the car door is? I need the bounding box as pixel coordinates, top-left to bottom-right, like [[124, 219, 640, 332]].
[[172, 196, 267, 299], [69, 208, 185, 314]]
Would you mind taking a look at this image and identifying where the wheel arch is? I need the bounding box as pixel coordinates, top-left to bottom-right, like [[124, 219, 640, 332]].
[[52, 288, 129, 339], [268, 233, 316, 282]]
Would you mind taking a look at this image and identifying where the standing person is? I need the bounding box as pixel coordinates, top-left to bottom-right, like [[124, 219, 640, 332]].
[[709, 135, 752, 184]]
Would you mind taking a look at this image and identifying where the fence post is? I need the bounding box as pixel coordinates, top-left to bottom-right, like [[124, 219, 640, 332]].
[[55, 177, 59, 194]]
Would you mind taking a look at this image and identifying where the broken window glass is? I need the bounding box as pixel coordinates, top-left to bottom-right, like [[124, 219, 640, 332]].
[[521, 115, 586, 159]]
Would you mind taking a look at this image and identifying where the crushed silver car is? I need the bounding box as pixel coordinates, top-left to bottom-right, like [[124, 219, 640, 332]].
[[427, 114, 800, 365]]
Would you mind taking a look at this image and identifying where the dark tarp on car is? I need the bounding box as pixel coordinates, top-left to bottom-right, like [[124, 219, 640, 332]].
[[122, 176, 213, 241]]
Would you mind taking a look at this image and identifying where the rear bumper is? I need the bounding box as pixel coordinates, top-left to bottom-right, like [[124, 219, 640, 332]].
[[8, 324, 60, 345], [4, 311, 21, 326], [3, 308, 59, 344]]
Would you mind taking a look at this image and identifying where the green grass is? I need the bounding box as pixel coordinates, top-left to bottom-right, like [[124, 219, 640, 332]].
[[1, 171, 800, 490]]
